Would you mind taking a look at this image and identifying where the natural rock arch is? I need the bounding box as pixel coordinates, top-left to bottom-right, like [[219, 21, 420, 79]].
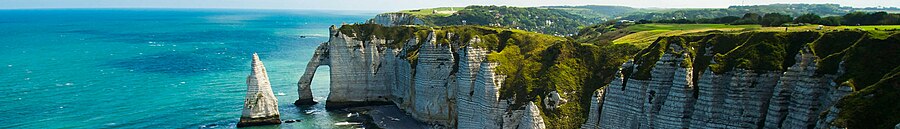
[[294, 43, 328, 106]]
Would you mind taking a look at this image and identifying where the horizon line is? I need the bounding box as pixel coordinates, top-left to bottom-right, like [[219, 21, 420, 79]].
[[0, 3, 897, 12]]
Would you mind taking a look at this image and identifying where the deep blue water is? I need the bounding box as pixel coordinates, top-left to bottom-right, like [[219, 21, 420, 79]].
[[0, 9, 373, 128]]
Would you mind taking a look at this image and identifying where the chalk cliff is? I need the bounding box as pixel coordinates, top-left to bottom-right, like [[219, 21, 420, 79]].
[[367, 13, 426, 26], [580, 88, 604, 129], [238, 53, 281, 127], [297, 24, 550, 128], [585, 31, 900, 129], [299, 20, 899, 128]]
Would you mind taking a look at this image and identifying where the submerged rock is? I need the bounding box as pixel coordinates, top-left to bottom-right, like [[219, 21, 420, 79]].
[[238, 53, 282, 127]]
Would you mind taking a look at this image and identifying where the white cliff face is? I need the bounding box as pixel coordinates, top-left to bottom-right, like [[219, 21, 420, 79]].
[[517, 102, 547, 129], [298, 26, 549, 128], [239, 53, 281, 127], [778, 48, 842, 129], [580, 89, 605, 129], [367, 13, 426, 26], [387, 38, 416, 108], [472, 61, 505, 129], [320, 25, 393, 108], [452, 39, 542, 129], [591, 44, 851, 129], [455, 39, 489, 129], [410, 32, 455, 124], [598, 60, 649, 129]]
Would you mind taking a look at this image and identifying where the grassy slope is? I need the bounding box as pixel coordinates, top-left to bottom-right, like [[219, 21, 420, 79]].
[[612, 24, 761, 47], [619, 4, 852, 20], [396, 7, 464, 17], [830, 32, 900, 129], [612, 24, 900, 48], [625, 24, 762, 32], [834, 66, 900, 129]]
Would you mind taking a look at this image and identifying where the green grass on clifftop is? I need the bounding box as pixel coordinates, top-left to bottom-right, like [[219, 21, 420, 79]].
[[625, 24, 761, 32], [397, 7, 464, 17], [393, 5, 591, 35]]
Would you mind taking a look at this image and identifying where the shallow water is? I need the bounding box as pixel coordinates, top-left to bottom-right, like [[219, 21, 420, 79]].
[[0, 9, 373, 128]]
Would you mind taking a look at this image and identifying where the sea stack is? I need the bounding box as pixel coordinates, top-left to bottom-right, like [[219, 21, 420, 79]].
[[238, 53, 282, 127]]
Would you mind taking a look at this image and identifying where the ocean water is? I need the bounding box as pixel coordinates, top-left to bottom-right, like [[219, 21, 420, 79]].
[[0, 9, 374, 128]]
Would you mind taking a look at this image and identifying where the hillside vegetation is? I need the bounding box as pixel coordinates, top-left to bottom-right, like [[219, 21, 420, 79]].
[[545, 4, 899, 21], [619, 4, 867, 20], [394, 6, 591, 35], [605, 24, 900, 48], [541, 5, 639, 20], [387, 4, 897, 38]]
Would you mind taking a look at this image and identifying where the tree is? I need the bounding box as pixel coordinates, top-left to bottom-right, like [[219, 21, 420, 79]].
[[794, 13, 822, 24], [732, 13, 762, 25], [841, 11, 900, 25], [867, 12, 900, 25], [715, 16, 741, 23], [637, 19, 651, 24], [820, 16, 842, 26], [759, 13, 793, 26]]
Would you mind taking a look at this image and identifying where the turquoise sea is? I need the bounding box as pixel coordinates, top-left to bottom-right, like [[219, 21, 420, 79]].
[[0, 9, 374, 128]]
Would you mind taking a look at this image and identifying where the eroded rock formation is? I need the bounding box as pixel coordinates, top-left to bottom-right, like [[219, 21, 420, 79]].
[[297, 25, 546, 128], [318, 25, 394, 109], [294, 43, 328, 105], [238, 53, 281, 127]]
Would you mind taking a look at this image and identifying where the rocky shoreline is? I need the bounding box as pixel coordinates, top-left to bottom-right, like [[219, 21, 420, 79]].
[[347, 105, 435, 129]]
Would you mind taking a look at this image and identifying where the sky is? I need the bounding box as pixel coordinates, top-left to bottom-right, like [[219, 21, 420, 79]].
[[1, 0, 898, 11]]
